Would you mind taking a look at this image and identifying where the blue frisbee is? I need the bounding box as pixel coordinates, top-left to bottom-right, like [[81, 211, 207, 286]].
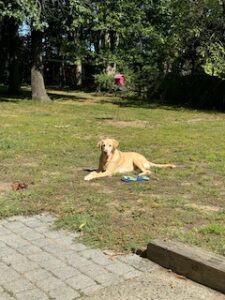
[[121, 175, 150, 182]]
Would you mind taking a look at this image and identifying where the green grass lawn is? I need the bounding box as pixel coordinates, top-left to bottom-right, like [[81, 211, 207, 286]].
[[0, 87, 225, 255]]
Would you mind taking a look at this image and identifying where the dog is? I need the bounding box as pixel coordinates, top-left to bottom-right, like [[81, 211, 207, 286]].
[[84, 138, 176, 181]]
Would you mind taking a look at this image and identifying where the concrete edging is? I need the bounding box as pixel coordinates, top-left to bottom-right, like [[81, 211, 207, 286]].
[[147, 239, 225, 294]]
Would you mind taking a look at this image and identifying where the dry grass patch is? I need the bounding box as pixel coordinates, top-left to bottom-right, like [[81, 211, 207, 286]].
[[102, 120, 150, 128]]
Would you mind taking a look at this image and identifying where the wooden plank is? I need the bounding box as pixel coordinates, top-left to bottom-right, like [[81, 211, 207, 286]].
[[147, 239, 225, 294]]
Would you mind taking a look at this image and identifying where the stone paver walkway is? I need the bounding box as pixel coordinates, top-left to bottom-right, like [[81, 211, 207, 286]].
[[0, 214, 158, 300]]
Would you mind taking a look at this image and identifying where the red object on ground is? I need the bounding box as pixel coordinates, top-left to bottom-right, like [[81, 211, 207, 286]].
[[114, 74, 125, 86]]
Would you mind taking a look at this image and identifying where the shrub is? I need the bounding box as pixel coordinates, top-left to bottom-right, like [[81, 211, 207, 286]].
[[94, 73, 115, 92]]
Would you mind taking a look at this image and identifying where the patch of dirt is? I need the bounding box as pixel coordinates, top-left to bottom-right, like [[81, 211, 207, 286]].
[[186, 118, 206, 123], [0, 183, 12, 193], [103, 120, 151, 128], [88, 181, 114, 194], [0, 162, 39, 167], [184, 203, 222, 212], [21, 162, 39, 167], [185, 117, 224, 123], [42, 171, 61, 176]]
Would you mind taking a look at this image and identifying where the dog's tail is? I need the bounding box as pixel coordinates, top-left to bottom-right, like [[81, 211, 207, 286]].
[[146, 161, 176, 169]]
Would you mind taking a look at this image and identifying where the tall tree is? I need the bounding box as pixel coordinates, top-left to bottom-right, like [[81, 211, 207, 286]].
[[0, 0, 51, 100]]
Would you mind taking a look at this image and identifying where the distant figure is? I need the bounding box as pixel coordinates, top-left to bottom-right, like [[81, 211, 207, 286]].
[[114, 74, 128, 91]]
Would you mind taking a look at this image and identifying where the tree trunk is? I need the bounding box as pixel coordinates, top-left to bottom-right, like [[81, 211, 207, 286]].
[[6, 18, 21, 94], [104, 31, 119, 75], [31, 30, 51, 102], [75, 59, 82, 87], [222, 0, 225, 15], [104, 31, 117, 75]]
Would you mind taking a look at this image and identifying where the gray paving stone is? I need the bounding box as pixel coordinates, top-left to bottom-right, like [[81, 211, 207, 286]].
[[35, 276, 65, 292], [67, 243, 87, 252], [54, 250, 80, 261], [82, 283, 103, 296], [66, 255, 91, 269], [3, 278, 35, 294], [30, 237, 55, 248], [24, 269, 52, 283], [43, 230, 65, 239], [77, 262, 106, 278], [81, 249, 112, 266], [0, 240, 7, 248], [66, 274, 96, 290], [0, 220, 10, 226], [50, 265, 82, 280], [0, 269, 21, 284], [81, 249, 102, 259], [122, 269, 143, 279], [0, 235, 29, 248], [33, 226, 50, 234], [0, 247, 18, 259], [40, 242, 71, 254], [17, 244, 42, 256], [0, 226, 11, 236], [20, 230, 43, 241], [53, 236, 80, 247], [94, 271, 122, 287], [28, 252, 54, 263], [6, 216, 26, 222], [0, 292, 14, 300], [36, 213, 56, 223], [15, 288, 49, 300], [48, 285, 80, 300], [3, 221, 26, 231], [118, 254, 159, 272], [12, 261, 39, 273], [39, 258, 68, 272], [24, 219, 44, 229], [105, 261, 136, 276], [117, 254, 143, 265], [2, 253, 29, 265], [91, 254, 113, 266], [5, 224, 30, 234], [0, 261, 10, 272]]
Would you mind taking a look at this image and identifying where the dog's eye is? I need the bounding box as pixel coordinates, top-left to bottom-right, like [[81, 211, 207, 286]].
[[109, 145, 112, 147], [103, 144, 105, 147]]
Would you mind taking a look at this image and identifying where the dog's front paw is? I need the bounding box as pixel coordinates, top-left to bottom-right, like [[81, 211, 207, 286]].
[[169, 164, 176, 168], [84, 171, 97, 181], [84, 174, 92, 181]]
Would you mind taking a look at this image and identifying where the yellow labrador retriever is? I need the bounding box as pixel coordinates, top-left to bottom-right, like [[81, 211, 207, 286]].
[[84, 138, 176, 181]]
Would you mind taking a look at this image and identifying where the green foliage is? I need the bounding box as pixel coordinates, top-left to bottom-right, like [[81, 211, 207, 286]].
[[199, 223, 225, 235], [94, 73, 115, 92], [2, 0, 225, 103], [202, 42, 225, 77], [0, 0, 47, 30]]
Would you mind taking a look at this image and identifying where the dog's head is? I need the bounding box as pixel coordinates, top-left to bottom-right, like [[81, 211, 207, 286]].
[[97, 138, 119, 156]]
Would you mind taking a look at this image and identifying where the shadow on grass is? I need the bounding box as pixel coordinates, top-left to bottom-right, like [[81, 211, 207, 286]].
[[47, 91, 87, 102], [100, 95, 225, 113], [0, 87, 31, 103], [0, 85, 87, 102], [1, 84, 223, 113]]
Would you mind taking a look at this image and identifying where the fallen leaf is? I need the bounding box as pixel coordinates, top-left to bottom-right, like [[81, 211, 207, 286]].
[[79, 222, 86, 230], [11, 181, 28, 191], [103, 250, 125, 259], [175, 274, 186, 280]]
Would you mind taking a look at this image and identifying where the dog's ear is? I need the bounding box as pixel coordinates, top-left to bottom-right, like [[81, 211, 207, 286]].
[[97, 140, 103, 148], [112, 139, 119, 149]]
